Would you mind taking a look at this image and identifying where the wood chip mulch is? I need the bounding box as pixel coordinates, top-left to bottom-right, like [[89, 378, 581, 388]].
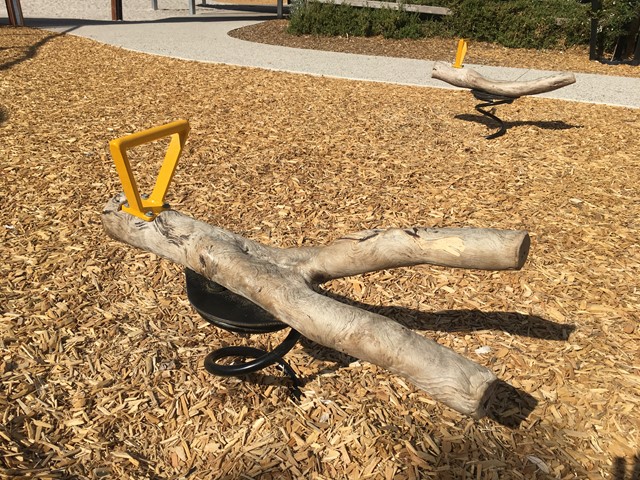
[[1, 25, 639, 480], [230, 19, 640, 78]]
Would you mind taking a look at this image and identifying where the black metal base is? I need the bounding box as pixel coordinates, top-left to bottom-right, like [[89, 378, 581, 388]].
[[185, 268, 302, 397], [471, 90, 517, 139], [203, 330, 302, 399]]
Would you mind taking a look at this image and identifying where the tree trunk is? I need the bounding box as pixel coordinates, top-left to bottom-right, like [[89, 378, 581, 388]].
[[102, 194, 530, 418], [431, 61, 576, 98]]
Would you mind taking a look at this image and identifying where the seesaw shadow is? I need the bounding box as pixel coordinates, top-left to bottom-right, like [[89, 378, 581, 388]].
[[304, 291, 573, 426], [613, 454, 640, 480], [317, 291, 575, 341], [224, 289, 573, 427], [455, 112, 581, 137]]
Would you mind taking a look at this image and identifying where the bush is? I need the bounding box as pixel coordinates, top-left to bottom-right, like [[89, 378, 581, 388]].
[[288, 1, 424, 39], [439, 0, 590, 49], [288, 0, 640, 54], [595, 0, 640, 54], [288, 0, 596, 49]]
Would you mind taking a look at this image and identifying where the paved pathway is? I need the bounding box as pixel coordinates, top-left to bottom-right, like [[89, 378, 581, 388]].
[[6, 1, 640, 108]]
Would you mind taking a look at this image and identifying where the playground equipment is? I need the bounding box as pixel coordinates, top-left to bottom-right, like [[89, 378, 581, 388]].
[[4, 0, 23, 26], [432, 40, 576, 139], [109, 120, 301, 392], [103, 120, 531, 418]]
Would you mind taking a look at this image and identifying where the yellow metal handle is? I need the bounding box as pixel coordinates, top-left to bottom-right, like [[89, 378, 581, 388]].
[[109, 120, 190, 221], [453, 39, 468, 68]]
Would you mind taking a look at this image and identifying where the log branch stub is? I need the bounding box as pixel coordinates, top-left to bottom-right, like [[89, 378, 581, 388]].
[[301, 227, 529, 283], [431, 61, 576, 98], [102, 194, 530, 418]]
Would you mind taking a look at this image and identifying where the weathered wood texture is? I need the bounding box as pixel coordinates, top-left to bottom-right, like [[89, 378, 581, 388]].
[[431, 61, 576, 97], [102, 194, 530, 418]]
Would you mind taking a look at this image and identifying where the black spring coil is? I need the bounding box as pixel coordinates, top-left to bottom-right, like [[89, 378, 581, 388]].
[[471, 89, 517, 139], [204, 329, 303, 399]]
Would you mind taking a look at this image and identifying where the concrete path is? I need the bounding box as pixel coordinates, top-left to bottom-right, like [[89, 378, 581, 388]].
[[4, 0, 639, 108]]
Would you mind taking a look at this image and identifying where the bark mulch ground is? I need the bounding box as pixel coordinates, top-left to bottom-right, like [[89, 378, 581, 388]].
[[1, 25, 639, 480]]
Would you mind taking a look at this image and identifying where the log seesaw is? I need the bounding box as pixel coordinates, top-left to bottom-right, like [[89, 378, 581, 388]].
[[102, 120, 531, 419], [431, 39, 576, 138]]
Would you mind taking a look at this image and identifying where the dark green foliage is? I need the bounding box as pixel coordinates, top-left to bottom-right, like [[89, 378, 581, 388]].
[[288, 0, 638, 54], [288, 1, 424, 39], [595, 0, 640, 53], [439, 0, 590, 49], [376, 9, 424, 38]]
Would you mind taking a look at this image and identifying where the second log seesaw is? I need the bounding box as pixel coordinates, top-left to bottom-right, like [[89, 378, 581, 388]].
[[431, 39, 577, 139]]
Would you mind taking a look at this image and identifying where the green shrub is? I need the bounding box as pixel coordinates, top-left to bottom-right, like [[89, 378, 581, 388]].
[[374, 8, 424, 38], [595, 0, 640, 54], [287, 0, 636, 52], [439, 0, 590, 49], [288, 1, 424, 39]]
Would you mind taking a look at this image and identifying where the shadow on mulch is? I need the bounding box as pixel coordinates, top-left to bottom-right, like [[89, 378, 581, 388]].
[[213, 290, 572, 428], [0, 29, 68, 72], [0, 418, 168, 479], [322, 292, 575, 341], [312, 292, 575, 429], [613, 453, 640, 480], [0, 105, 8, 125], [300, 293, 572, 427], [481, 379, 537, 428], [347, 289, 571, 424], [455, 113, 582, 138]]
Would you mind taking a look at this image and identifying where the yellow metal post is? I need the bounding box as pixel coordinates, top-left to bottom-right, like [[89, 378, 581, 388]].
[[453, 39, 468, 68], [109, 120, 190, 221]]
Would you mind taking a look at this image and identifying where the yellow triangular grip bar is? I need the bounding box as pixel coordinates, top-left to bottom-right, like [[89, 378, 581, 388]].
[[109, 120, 190, 221], [453, 39, 468, 68]]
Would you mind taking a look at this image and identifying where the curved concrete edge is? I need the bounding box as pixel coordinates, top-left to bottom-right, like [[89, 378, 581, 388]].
[[12, 14, 640, 108]]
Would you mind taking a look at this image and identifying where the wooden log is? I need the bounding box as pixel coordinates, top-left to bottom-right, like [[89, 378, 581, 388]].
[[431, 61, 576, 98], [300, 227, 529, 283], [102, 194, 531, 418]]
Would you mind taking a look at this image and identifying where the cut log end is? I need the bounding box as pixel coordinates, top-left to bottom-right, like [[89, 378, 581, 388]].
[[516, 232, 531, 270], [407, 365, 498, 419]]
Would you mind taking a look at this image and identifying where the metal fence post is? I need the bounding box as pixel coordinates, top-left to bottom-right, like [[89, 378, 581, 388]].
[[7, 0, 24, 25], [589, 0, 601, 61], [111, 0, 123, 20]]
